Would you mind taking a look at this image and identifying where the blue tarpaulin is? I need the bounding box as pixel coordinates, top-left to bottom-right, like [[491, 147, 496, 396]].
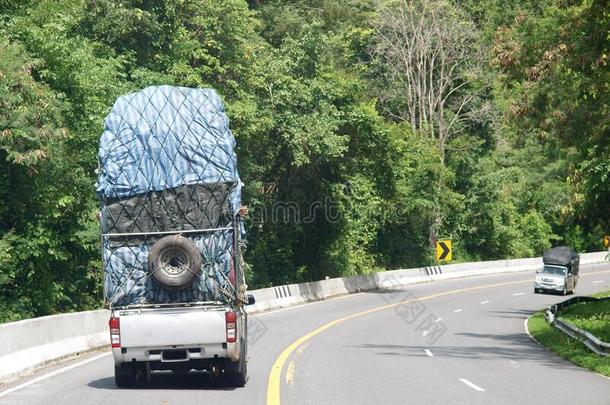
[[97, 86, 242, 307]]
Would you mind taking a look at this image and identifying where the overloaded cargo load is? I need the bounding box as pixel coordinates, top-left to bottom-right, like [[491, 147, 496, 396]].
[[543, 246, 579, 273], [97, 85, 243, 307]]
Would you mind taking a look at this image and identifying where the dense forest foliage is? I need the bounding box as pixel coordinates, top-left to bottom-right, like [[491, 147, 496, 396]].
[[0, 0, 607, 321]]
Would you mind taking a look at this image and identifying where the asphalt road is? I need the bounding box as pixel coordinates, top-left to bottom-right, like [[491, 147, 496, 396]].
[[1, 263, 609, 405]]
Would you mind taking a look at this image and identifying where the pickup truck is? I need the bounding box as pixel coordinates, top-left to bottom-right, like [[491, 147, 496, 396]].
[[534, 246, 580, 295], [97, 86, 254, 387], [110, 299, 253, 387]]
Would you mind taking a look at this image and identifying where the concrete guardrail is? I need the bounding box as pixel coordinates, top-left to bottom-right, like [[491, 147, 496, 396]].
[[0, 251, 607, 381], [0, 310, 109, 381]]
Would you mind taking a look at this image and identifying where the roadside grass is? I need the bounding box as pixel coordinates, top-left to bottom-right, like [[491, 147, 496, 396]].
[[558, 292, 610, 341], [528, 289, 610, 378]]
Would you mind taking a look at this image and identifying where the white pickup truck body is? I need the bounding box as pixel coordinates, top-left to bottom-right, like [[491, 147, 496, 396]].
[[112, 303, 243, 362], [110, 300, 249, 386]]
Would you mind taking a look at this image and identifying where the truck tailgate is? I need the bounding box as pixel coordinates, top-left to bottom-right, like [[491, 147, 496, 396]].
[[119, 307, 226, 347]]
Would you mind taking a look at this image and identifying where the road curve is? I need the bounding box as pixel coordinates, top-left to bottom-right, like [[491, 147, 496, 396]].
[[1, 263, 609, 405]]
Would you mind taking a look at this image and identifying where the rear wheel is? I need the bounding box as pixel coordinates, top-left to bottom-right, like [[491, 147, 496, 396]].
[[226, 340, 247, 387], [114, 364, 135, 388]]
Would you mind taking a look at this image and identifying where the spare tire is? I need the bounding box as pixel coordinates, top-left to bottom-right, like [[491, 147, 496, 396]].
[[148, 235, 202, 290]]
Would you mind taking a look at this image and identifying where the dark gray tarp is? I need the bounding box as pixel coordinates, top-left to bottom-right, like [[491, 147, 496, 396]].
[[543, 246, 578, 266], [104, 182, 234, 247]]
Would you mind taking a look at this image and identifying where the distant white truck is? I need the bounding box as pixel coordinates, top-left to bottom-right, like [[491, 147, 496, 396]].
[[534, 246, 580, 295]]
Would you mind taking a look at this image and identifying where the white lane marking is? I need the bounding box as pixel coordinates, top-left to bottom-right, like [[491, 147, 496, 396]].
[[422, 330, 430, 337], [434, 317, 442, 323], [0, 352, 111, 399], [593, 280, 604, 284], [454, 309, 463, 313], [480, 300, 490, 305], [424, 349, 434, 357], [523, 317, 530, 333], [459, 378, 486, 392], [512, 292, 524, 296], [285, 360, 296, 387], [510, 359, 520, 369]]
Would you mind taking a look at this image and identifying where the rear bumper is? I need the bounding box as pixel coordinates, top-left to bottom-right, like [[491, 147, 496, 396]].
[[112, 341, 239, 364]]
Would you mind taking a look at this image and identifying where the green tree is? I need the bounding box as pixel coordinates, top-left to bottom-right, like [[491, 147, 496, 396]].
[[0, 40, 100, 321], [492, 0, 609, 248]]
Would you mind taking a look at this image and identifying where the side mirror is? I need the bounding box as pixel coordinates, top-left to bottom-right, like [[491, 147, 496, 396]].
[[246, 294, 256, 305]]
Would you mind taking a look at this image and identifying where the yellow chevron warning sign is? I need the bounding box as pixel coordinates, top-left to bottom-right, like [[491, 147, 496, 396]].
[[436, 240, 452, 262]]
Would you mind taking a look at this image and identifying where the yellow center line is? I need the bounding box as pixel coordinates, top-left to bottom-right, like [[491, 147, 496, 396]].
[[266, 269, 610, 405]]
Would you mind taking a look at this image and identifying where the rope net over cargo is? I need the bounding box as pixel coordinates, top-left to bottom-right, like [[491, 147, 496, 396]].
[[97, 86, 243, 307]]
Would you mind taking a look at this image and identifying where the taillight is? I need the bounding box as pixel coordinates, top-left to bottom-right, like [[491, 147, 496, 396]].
[[225, 311, 237, 343], [109, 317, 121, 348]]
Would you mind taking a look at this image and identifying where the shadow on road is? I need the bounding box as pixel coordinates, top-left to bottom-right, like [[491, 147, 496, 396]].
[[88, 372, 240, 391], [350, 329, 587, 372], [484, 308, 536, 319]]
